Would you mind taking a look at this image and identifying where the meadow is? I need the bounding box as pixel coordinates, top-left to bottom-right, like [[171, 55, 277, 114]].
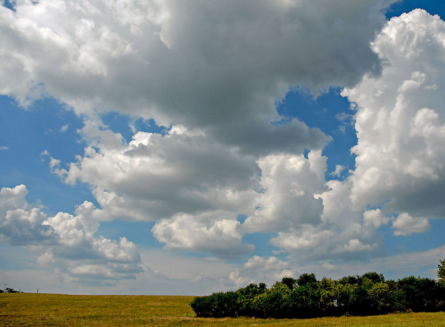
[[1, 293, 444, 326]]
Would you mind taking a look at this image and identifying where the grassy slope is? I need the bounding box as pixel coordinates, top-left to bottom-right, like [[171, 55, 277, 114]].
[[1, 293, 444, 326]]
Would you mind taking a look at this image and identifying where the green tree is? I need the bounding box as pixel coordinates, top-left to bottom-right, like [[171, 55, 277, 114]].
[[281, 277, 297, 290], [438, 259, 445, 281], [297, 273, 317, 287]]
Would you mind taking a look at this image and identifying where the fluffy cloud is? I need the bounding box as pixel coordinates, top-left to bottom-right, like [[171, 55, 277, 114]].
[[392, 212, 430, 236], [49, 122, 332, 255], [242, 150, 326, 233], [229, 256, 292, 287], [363, 209, 390, 229], [0, 184, 52, 245], [152, 212, 253, 257], [330, 165, 346, 177], [266, 9, 445, 262], [52, 123, 259, 222], [343, 9, 445, 219], [5, 1, 445, 277], [48, 122, 389, 260], [0, 185, 142, 284], [228, 243, 445, 288], [264, 9, 445, 264], [0, 0, 396, 154]]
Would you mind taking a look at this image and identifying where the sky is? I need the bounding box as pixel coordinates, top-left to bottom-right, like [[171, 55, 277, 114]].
[[1, 0, 445, 295]]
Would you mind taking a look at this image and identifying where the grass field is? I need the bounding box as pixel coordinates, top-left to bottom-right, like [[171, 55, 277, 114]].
[[1, 293, 444, 326]]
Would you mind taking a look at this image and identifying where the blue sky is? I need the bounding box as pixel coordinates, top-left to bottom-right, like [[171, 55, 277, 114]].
[[1, 0, 445, 295]]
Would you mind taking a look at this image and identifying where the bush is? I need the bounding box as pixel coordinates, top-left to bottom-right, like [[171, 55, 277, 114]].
[[190, 262, 445, 319], [236, 283, 267, 316], [190, 291, 239, 317]]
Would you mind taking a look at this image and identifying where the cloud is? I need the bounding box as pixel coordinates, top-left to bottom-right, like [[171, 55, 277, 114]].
[[49, 124, 386, 260], [60, 124, 69, 133], [0, 185, 142, 284], [47, 123, 388, 261], [242, 150, 326, 234], [392, 213, 430, 236], [152, 212, 254, 257], [0, 146, 8, 150], [5, 1, 445, 279], [330, 165, 345, 177], [265, 9, 445, 263], [229, 256, 292, 287], [363, 209, 390, 229], [228, 243, 445, 287], [257, 9, 445, 263], [342, 9, 445, 219], [51, 123, 259, 223], [0, 0, 396, 154]]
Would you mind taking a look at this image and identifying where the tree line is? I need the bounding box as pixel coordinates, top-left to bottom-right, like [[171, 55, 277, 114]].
[[190, 259, 445, 318], [0, 287, 21, 293]]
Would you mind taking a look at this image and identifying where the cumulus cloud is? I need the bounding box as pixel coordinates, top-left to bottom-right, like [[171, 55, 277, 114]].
[[330, 164, 345, 177], [259, 9, 445, 263], [392, 213, 430, 236], [264, 8, 445, 262], [363, 209, 390, 229], [342, 9, 445, 219], [242, 150, 326, 233], [0, 185, 142, 284], [228, 256, 293, 287], [152, 212, 254, 257], [0, 0, 396, 154], [5, 1, 444, 275], [51, 123, 259, 223], [47, 123, 388, 260], [228, 243, 445, 288]]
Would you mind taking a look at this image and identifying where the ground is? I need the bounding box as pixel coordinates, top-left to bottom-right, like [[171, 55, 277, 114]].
[[1, 293, 444, 326]]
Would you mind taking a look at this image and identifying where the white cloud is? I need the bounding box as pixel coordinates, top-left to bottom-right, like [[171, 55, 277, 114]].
[[51, 123, 259, 223], [47, 122, 392, 261], [343, 239, 374, 252], [0, 185, 142, 284], [264, 9, 445, 262], [229, 243, 445, 288], [330, 165, 345, 177], [392, 212, 430, 236], [363, 209, 390, 229], [152, 212, 253, 257], [242, 150, 326, 234], [4, 1, 445, 291], [342, 9, 445, 219], [322, 263, 337, 271], [0, 146, 8, 150], [0, 0, 396, 154], [60, 124, 69, 133]]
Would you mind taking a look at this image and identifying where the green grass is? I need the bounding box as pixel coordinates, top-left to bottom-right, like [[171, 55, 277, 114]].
[[1, 293, 444, 326]]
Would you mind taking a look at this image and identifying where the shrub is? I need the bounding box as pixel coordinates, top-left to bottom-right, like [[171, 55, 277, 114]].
[[190, 291, 239, 317], [190, 260, 445, 319], [251, 289, 288, 318], [236, 283, 266, 316]]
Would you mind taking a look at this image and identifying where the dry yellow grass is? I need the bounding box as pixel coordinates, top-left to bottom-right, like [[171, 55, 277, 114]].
[[1, 293, 444, 326]]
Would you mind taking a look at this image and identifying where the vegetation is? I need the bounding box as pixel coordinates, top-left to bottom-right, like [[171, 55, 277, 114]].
[[1, 293, 445, 326], [439, 259, 445, 281], [191, 270, 445, 319], [1, 287, 20, 294]]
